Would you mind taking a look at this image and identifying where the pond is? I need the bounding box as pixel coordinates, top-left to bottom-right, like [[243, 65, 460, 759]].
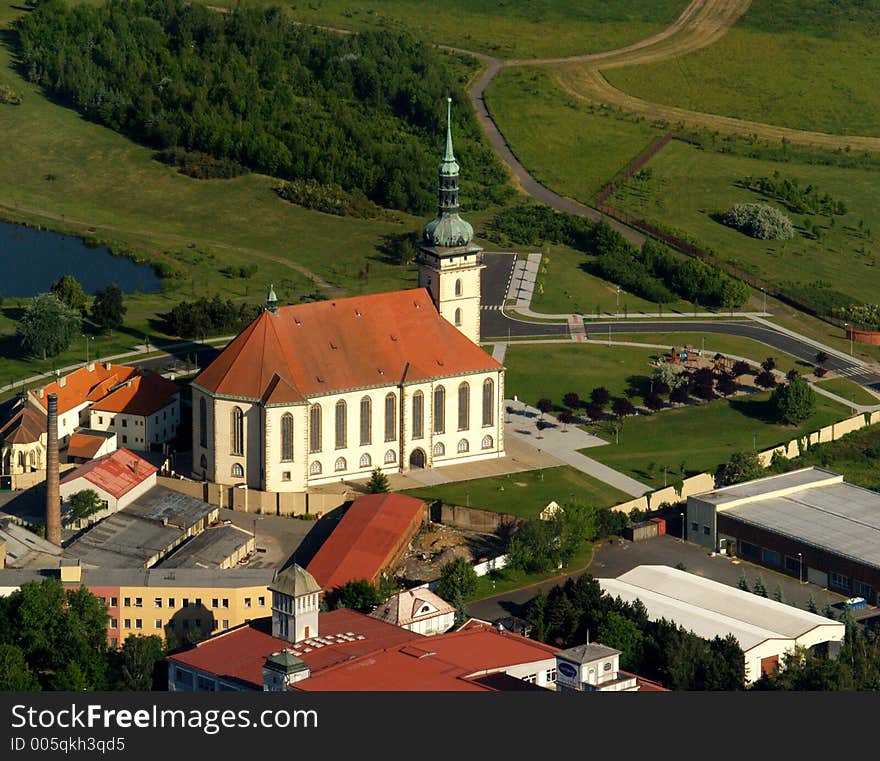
[[0, 220, 162, 297]]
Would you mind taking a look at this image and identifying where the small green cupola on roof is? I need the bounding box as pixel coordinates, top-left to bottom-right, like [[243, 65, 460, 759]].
[[267, 283, 278, 313], [423, 97, 474, 249]]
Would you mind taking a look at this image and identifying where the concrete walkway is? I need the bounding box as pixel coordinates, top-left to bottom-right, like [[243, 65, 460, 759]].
[[504, 399, 650, 497], [507, 254, 542, 308]]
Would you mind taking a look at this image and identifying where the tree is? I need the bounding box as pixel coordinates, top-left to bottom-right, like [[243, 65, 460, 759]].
[[91, 283, 126, 332], [652, 363, 683, 390], [716, 374, 737, 397], [50, 274, 87, 314], [754, 370, 778, 389], [773, 586, 783, 603], [785, 368, 800, 382], [331, 579, 382, 613], [16, 293, 81, 360], [536, 398, 553, 417], [586, 401, 605, 421], [822, 604, 837, 620], [611, 397, 635, 419], [0, 644, 40, 691], [816, 351, 829, 367], [737, 572, 749, 591], [111, 635, 165, 690], [669, 384, 690, 404], [68, 489, 103, 521], [806, 595, 818, 614], [644, 392, 664, 411], [731, 360, 751, 378], [365, 467, 390, 493], [771, 376, 816, 425], [563, 392, 580, 409], [436, 557, 478, 603], [557, 409, 574, 431], [590, 387, 611, 407], [717, 450, 764, 486], [814, 365, 828, 378], [752, 577, 767, 597], [598, 610, 644, 669], [761, 357, 777, 373]]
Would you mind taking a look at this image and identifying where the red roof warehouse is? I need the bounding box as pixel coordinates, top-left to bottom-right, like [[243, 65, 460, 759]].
[[307, 494, 426, 589]]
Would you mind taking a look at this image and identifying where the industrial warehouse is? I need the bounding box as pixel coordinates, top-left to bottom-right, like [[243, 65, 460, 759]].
[[688, 467, 880, 604]]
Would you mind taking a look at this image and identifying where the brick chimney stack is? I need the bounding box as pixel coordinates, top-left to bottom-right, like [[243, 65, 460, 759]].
[[45, 393, 61, 547]]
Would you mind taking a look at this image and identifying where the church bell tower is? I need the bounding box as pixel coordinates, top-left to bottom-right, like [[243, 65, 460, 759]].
[[417, 98, 484, 345]]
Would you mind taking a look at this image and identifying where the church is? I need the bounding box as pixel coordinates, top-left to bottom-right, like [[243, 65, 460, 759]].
[[191, 100, 506, 492]]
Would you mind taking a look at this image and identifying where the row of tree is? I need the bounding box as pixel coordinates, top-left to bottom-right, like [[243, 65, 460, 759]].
[[488, 205, 750, 308], [17, 0, 510, 213], [164, 295, 261, 338]]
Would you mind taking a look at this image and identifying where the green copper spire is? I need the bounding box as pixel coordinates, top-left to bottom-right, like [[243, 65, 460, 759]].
[[267, 283, 278, 313], [423, 97, 473, 248]]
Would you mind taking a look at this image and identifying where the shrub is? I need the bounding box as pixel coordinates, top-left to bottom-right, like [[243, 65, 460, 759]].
[[0, 84, 22, 105], [771, 376, 816, 425], [720, 203, 795, 240], [155, 147, 247, 179], [275, 179, 383, 218]]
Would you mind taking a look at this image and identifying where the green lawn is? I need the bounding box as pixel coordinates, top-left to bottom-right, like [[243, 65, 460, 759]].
[[402, 465, 630, 519], [528, 242, 693, 316], [815, 378, 880, 408], [485, 68, 665, 202], [768, 422, 880, 492], [605, 3, 880, 137], [610, 140, 880, 308], [504, 343, 663, 409], [469, 542, 594, 602], [227, 0, 689, 60], [587, 391, 850, 488]]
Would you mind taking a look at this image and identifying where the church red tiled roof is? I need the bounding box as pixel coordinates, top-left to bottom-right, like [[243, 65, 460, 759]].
[[193, 289, 499, 401]]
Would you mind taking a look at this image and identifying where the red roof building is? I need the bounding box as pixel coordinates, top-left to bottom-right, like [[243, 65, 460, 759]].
[[90, 373, 180, 417], [307, 494, 426, 590], [35, 363, 138, 416], [60, 448, 158, 511]]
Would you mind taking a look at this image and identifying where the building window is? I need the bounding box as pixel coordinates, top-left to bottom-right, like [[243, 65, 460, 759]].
[[122, 435, 127, 444], [384, 449, 396, 465], [282, 471, 291, 482], [454, 278, 462, 297], [109, 620, 117, 629], [309, 404, 322, 453], [124, 619, 131, 629], [481, 435, 493, 450], [703, 525, 710, 536], [546, 668, 557, 683], [335, 457, 346, 472], [739, 541, 760, 560], [110, 597, 117, 607], [458, 382, 469, 430], [310, 461, 322, 476], [222, 620, 229, 630], [124, 597, 131, 608], [454, 308, 462, 327], [335, 400, 347, 449], [830, 572, 851, 592], [135, 597, 142, 607], [762, 548, 782, 567], [122, 419, 127, 428], [523, 674, 537, 684], [231, 463, 244, 478], [854, 580, 874, 601], [245, 598, 252, 608], [168, 598, 175, 608], [211, 599, 218, 608], [359, 453, 371, 469], [482, 378, 494, 427], [357, 396, 372, 446], [433, 442, 445, 457], [281, 413, 294, 462], [199, 454, 207, 470], [457, 439, 469, 454], [231, 407, 244, 456], [690, 522, 699, 533], [155, 619, 162, 629], [433, 386, 445, 434], [412, 391, 424, 439], [384, 393, 397, 442], [784, 555, 802, 574]]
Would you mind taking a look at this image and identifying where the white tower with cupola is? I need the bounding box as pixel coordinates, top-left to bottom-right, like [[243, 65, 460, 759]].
[[418, 98, 484, 345], [268, 564, 321, 644]]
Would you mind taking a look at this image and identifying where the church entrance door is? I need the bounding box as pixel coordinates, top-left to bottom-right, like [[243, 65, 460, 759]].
[[409, 449, 426, 469]]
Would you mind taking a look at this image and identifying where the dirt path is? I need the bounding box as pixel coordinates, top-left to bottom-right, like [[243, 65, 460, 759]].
[[0, 199, 339, 295]]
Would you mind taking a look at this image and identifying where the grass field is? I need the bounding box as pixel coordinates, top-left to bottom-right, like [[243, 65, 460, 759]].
[[815, 378, 880, 408], [403, 465, 630, 518], [587, 391, 850, 488], [485, 68, 664, 202], [504, 343, 663, 410], [604, 2, 880, 137], [224, 0, 689, 60], [610, 140, 880, 309]]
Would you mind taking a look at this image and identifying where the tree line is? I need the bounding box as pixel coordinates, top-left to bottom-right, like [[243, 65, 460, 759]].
[[16, 0, 511, 213], [488, 205, 750, 309], [164, 295, 261, 338]]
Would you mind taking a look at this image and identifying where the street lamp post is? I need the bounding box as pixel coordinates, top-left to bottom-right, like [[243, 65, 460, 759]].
[[82, 335, 94, 364], [681, 511, 685, 543], [761, 287, 766, 314], [616, 286, 621, 317], [798, 552, 803, 584], [845, 322, 853, 356]]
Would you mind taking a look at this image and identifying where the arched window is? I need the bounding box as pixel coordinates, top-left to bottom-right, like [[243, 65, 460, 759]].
[[334, 457, 346, 472], [482, 435, 494, 450], [281, 413, 294, 462], [458, 382, 469, 431], [230, 407, 244, 456], [199, 397, 207, 448], [454, 308, 462, 326], [335, 400, 347, 449], [457, 439, 469, 453], [433, 442, 445, 457], [231, 463, 244, 478], [359, 453, 371, 469], [17, 451, 25, 468], [359, 397, 372, 446], [309, 405, 322, 453], [199, 454, 207, 469], [454, 279, 462, 297], [482, 378, 495, 427], [309, 461, 322, 476], [384, 449, 397, 464], [384, 393, 397, 442], [433, 386, 445, 434], [412, 391, 424, 439]]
